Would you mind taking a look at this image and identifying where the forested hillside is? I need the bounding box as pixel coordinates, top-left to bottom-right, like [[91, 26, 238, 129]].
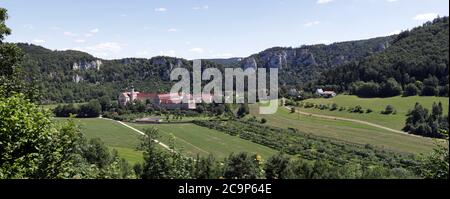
[[14, 17, 448, 104], [17, 44, 226, 103], [215, 36, 393, 85], [315, 17, 449, 97], [17, 38, 393, 103]]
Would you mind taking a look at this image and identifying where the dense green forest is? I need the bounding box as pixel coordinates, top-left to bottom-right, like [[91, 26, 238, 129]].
[[314, 17, 449, 98], [11, 17, 448, 104], [17, 43, 231, 103], [13, 29, 393, 104], [15, 18, 448, 104]]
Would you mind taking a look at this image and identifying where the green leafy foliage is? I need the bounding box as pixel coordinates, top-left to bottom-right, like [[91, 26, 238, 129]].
[[224, 152, 263, 179], [193, 120, 419, 173], [404, 102, 448, 138], [0, 94, 135, 179], [416, 136, 449, 179]]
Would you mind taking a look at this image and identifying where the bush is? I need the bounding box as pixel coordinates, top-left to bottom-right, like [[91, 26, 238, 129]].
[[1, 94, 83, 178], [421, 76, 439, 96], [237, 104, 250, 118], [77, 100, 102, 118], [330, 103, 338, 111], [290, 107, 296, 113], [353, 81, 380, 98], [403, 83, 419, 97], [380, 78, 402, 97], [304, 102, 315, 108], [261, 118, 267, 124], [349, 105, 364, 113], [366, 109, 373, 113], [318, 104, 329, 110], [381, 105, 395, 115], [438, 84, 449, 97], [285, 100, 297, 107], [54, 104, 78, 117]]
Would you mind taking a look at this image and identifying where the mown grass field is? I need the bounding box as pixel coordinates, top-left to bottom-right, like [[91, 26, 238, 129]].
[[250, 105, 436, 154], [55, 118, 278, 163], [127, 123, 278, 160], [54, 118, 143, 165], [299, 95, 449, 131]]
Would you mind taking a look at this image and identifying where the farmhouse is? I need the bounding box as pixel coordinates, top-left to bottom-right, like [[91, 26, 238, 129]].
[[118, 88, 214, 110], [316, 89, 337, 98]]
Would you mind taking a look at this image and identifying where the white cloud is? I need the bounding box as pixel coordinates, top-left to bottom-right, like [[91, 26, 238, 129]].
[[74, 39, 86, 43], [304, 21, 320, 27], [85, 42, 123, 57], [168, 28, 179, 32], [63, 31, 77, 37], [155, 8, 168, 12], [32, 39, 45, 44], [50, 26, 61, 30], [189, 48, 204, 53], [84, 33, 94, 37], [120, 14, 127, 17], [413, 13, 439, 21], [192, 5, 209, 10], [386, 0, 398, 2], [317, 0, 333, 4], [160, 50, 176, 57], [90, 28, 99, 33]]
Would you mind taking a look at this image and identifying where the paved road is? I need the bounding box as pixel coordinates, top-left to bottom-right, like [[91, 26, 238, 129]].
[[284, 106, 431, 139]]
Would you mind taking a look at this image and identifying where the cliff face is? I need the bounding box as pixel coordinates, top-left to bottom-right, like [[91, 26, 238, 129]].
[[72, 60, 102, 71]]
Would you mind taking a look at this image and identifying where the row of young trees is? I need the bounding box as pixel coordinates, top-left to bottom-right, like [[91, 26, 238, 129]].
[[133, 128, 416, 179], [54, 100, 102, 118], [351, 76, 448, 98]]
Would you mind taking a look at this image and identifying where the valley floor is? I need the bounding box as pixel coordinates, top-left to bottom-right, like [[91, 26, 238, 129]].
[[53, 95, 446, 163], [55, 117, 278, 164], [251, 104, 437, 154]]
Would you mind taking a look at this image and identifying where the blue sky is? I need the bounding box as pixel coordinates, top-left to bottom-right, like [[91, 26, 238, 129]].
[[1, 0, 449, 60]]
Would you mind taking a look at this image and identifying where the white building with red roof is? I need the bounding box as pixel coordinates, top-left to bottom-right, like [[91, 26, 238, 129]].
[[118, 89, 200, 110], [316, 89, 337, 98]]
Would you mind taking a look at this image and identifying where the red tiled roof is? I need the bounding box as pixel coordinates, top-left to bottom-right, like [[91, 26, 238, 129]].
[[137, 93, 159, 99]]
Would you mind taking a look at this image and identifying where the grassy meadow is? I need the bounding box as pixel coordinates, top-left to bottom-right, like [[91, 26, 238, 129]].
[[127, 123, 278, 160], [298, 95, 449, 131], [54, 118, 143, 165], [251, 104, 437, 154], [54, 118, 278, 163]]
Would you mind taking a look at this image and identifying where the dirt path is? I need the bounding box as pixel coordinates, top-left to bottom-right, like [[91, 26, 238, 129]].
[[284, 106, 430, 139]]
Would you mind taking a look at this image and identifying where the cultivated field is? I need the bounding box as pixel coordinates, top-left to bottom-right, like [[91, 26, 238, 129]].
[[250, 104, 436, 154], [127, 123, 278, 160], [55, 118, 278, 163], [298, 95, 449, 131], [54, 118, 143, 165]]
